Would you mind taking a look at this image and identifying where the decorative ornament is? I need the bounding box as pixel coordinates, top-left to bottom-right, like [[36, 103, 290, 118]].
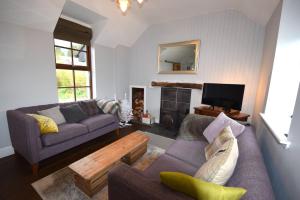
[[119, 93, 133, 127]]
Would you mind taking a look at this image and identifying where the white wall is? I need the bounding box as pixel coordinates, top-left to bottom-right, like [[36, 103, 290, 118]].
[[129, 10, 265, 122], [0, 22, 130, 153], [94, 45, 115, 99], [257, 84, 300, 200], [255, 1, 300, 199], [0, 22, 58, 149], [266, 0, 300, 119], [253, 1, 282, 126], [115, 45, 130, 99], [94, 44, 130, 100]]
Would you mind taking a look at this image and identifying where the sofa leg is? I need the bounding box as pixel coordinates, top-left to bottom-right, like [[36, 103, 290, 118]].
[[115, 128, 120, 138], [32, 163, 39, 175]]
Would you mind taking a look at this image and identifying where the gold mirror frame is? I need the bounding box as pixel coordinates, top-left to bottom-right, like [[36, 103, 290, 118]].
[[157, 40, 200, 74]]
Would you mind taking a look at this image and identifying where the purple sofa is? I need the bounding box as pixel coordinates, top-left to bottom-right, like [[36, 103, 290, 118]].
[[108, 115, 274, 200], [7, 101, 119, 173]]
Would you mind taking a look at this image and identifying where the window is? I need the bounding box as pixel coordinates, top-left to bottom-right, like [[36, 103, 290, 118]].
[[53, 18, 93, 103], [261, 28, 300, 147], [54, 39, 92, 102]]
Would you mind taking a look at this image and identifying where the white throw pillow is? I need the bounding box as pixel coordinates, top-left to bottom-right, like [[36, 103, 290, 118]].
[[37, 106, 66, 125], [203, 112, 245, 143], [194, 137, 239, 185], [205, 126, 235, 160]]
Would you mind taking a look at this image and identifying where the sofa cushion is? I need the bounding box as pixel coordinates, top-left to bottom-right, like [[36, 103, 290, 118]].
[[205, 126, 235, 160], [226, 127, 275, 199], [166, 140, 208, 168], [195, 138, 239, 185], [81, 114, 116, 132], [41, 123, 88, 146], [60, 104, 88, 123], [160, 172, 247, 200], [203, 112, 245, 143], [144, 154, 197, 181], [79, 100, 103, 116], [27, 114, 59, 135], [37, 106, 66, 125]]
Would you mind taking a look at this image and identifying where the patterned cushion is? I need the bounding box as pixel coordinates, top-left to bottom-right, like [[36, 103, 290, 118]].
[[37, 106, 66, 125], [27, 114, 58, 134], [194, 138, 239, 185], [205, 126, 235, 160], [79, 100, 102, 116]]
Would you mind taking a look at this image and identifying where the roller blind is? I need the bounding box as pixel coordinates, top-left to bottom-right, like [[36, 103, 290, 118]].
[[54, 18, 92, 45]]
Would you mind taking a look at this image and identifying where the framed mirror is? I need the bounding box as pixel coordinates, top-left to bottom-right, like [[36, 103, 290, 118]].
[[158, 40, 200, 74]]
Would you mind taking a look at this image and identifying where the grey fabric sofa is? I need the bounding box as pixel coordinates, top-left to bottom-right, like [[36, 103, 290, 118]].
[[108, 115, 274, 200], [7, 101, 119, 174]]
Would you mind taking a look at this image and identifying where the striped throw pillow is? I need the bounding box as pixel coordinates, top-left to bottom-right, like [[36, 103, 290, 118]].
[[205, 126, 235, 160]]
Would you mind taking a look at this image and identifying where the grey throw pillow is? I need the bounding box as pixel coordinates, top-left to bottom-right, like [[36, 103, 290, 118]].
[[60, 104, 88, 123], [37, 106, 66, 125]]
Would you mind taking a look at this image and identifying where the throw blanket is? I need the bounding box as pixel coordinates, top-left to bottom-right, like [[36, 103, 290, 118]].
[[97, 99, 122, 120], [177, 114, 214, 141]]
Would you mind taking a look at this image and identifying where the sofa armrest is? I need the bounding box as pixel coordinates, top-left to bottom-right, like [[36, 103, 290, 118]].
[[6, 110, 41, 164], [108, 163, 193, 200]]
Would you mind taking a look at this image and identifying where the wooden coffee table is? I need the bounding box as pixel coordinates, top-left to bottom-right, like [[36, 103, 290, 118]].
[[68, 131, 149, 197]]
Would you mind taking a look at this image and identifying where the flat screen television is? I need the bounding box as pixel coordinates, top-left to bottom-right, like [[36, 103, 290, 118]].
[[201, 83, 245, 111]]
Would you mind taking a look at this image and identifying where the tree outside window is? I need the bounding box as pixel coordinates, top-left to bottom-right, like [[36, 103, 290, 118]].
[[54, 39, 93, 102]]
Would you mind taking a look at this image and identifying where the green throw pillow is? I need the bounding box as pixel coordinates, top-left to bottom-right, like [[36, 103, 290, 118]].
[[160, 172, 246, 200]]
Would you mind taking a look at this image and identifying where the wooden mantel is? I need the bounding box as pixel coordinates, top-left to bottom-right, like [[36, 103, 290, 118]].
[[151, 81, 202, 90]]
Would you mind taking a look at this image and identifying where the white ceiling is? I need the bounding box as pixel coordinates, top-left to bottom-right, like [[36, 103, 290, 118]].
[[0, 0, 280, 48], [132, 0, 280, 26]]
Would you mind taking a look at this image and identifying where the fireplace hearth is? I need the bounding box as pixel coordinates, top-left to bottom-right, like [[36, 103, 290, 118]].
[[160, 87, 191, 131]]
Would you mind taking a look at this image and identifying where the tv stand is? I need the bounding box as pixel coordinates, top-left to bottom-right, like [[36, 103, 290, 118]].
[[194, 106, 250, 122]]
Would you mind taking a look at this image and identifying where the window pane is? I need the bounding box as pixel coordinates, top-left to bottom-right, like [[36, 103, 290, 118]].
[[73, 50, 87, 66], [72, 42, 87, 51], [76, 87, 91, 101], [54, 39, 71, 48], [55, 47, 72, 65], [56, 69, 74, 87], [75, 71, 90, 86], [58, 88, 75, 103]]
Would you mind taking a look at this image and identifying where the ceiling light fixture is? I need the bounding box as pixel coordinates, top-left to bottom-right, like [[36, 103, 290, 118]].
[[115, 0, 145, 14]]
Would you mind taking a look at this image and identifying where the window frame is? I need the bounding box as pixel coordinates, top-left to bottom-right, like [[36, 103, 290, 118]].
[[54, 39, 93, 102]]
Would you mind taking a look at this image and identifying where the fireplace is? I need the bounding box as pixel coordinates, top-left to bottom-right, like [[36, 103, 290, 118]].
[[160, 87, 191, 131], [130, 85, 146, 121]]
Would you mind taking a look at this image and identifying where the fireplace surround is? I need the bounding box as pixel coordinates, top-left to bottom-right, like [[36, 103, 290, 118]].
[[160, 87, 191, 131]]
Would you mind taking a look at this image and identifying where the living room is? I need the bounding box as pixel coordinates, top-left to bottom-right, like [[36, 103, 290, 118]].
[[0, 0, 300, 199]]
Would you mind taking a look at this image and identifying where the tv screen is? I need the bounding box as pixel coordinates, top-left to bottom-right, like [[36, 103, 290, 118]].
[[201, 83, 245, 111]]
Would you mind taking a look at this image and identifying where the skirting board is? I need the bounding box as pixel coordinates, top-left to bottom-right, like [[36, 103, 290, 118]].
[[0, 145, 14, 158]]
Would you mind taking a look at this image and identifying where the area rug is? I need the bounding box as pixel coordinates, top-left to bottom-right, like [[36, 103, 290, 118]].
[[32, 145, 165, 200]]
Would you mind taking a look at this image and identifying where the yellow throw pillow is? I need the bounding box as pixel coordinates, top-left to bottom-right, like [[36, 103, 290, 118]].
[[27, 114, 59, 134], [160, 172, 246, 200]]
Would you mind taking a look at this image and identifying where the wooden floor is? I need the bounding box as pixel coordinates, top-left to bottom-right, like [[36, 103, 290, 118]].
[[0, 124, 149, 200]]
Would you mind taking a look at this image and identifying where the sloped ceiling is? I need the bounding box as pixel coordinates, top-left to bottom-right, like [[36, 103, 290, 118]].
[[0, 0, 64, 32], [0, 0, 280, 48]]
